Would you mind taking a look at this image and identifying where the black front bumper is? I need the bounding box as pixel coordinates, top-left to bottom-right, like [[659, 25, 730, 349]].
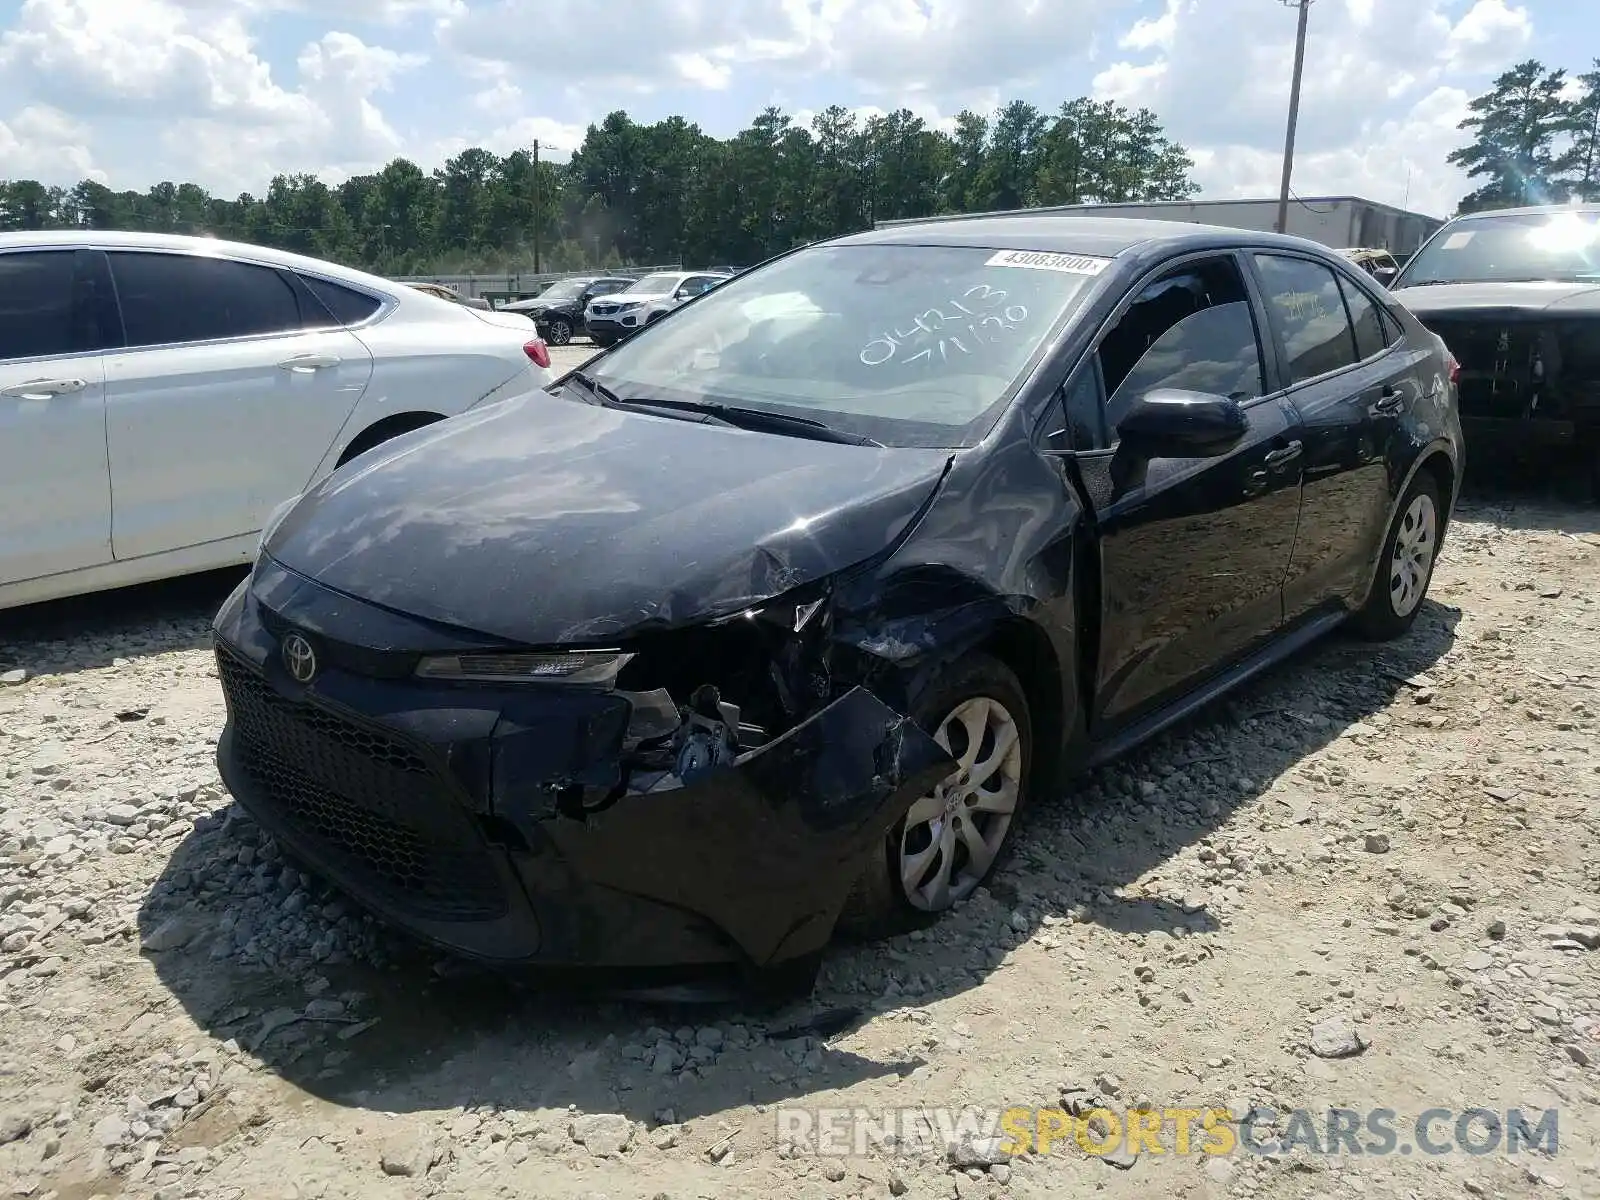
[[584, 317, 634, 340], [211, 564, 950, 980]]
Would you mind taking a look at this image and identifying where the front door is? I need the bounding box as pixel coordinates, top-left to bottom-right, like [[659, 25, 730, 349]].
[[0, 247, 116, 586], [102, 250, 374, 561], [1066, 253, 1306, 733]]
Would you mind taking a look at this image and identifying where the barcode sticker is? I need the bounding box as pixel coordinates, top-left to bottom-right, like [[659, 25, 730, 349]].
[[985, 249, 1112, 275]]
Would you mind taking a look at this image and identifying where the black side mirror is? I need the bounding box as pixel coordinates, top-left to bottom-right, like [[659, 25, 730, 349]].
[[1373, 266, 1398, 287], [1117, 389, 1248, 459]]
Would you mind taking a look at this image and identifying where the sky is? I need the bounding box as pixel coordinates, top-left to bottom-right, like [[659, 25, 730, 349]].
[[0, 0, 1587, 218]]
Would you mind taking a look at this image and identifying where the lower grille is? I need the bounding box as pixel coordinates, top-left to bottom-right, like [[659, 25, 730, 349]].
[[217, 649, 507, 922]]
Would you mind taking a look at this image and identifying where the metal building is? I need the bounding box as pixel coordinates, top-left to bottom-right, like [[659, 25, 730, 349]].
[[875, 196, 1445, 258]]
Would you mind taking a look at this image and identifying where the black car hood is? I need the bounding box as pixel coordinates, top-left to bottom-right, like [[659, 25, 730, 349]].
[[265, 391, 952, 645], [1395, 281, 1600, 318]]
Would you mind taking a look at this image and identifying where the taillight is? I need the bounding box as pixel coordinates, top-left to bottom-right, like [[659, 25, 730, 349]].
[[523, 339, 551, 370], [1447, 354, 1460, 386]]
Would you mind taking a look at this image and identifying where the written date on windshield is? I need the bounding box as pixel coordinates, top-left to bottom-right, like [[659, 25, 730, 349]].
[[860, 284, 1030, 369]]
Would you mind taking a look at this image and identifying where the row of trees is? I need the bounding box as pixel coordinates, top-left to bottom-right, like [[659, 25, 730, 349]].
[[1450, 58, 1600, 211], [0, 99, 1198, 275]]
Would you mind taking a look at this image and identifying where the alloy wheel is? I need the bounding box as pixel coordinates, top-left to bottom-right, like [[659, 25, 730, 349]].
[[547, 319, 573, 346], [1389, 491, 1437, 617], [899, 696, 1023, 912]]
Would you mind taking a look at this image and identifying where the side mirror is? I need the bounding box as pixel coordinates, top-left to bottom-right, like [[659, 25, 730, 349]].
[[1373, 266, 1398, 287], [1117, 389, 1248, 459]]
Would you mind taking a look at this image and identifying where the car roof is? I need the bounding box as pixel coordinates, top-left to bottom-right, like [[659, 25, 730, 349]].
[[1450, 203, 1600, 221], [0, 229, 401, 294], [833, 213, 1335, 259]]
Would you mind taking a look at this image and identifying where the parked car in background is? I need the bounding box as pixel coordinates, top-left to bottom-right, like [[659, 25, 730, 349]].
[[584, 270, 732, 346], [0, 232, 556, 611], [500, 276, 633, 345], [1338, 247, 1400, 286], [407, 281, 492, 310], [1390, 203, 1600, 499], [214, 216, 1460, 996]]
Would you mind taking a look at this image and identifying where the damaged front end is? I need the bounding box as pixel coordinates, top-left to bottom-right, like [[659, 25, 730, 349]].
[[211, 563, 957, 995], [1419, 314, 1600, 450]]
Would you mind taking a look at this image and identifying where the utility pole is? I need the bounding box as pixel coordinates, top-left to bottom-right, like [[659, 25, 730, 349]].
[[532, 138, 542, 275], [1276, 0, 1312, 235]]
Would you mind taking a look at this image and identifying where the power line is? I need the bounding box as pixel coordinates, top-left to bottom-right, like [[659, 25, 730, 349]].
[[1276, 0, 1313, 235]]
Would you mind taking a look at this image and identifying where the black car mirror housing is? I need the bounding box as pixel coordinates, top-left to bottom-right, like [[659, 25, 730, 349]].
[[1116, 388, 1248, 459]]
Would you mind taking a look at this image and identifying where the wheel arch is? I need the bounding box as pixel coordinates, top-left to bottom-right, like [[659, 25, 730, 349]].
[[336, 411, 446, 468], [1354, 439, 1457, 611], [973, 616, 1066, 802]]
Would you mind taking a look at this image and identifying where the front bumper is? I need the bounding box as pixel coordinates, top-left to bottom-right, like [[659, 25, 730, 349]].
[[210, 563, 950, 982]]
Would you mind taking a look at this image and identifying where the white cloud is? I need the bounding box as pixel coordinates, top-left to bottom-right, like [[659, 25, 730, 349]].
[[1091, 0, 1537, 216], [0, 106, 104, 183]]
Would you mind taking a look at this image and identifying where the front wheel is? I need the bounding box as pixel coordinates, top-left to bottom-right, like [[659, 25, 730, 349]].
[[1353, 470, 1442, 640], [837, 654, 1030, 939], [545, 317, 573, 346]]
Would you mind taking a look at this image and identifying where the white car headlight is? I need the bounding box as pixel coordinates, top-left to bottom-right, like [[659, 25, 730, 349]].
[[415, 650, 635, 686]]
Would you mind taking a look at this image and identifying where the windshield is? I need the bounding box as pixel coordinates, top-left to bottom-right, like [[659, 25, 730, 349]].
[[625, 273, 683, 294], [539, 280, 587, 300], [582, 243, 1107, 448], [1397, 210, 1600, 286]]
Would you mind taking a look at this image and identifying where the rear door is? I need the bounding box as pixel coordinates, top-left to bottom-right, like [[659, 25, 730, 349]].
[[1060, 252, 1306, 732], [0, 247, 117, 585], [103, 250, 375, 560], [1250, 252, 1416, 619]]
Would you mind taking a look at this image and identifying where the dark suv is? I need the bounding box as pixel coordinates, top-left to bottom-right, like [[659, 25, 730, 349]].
[[502, 276, 633, 345]]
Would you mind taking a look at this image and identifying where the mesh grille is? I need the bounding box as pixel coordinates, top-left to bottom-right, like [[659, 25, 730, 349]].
[[217, 648, 507, 922]]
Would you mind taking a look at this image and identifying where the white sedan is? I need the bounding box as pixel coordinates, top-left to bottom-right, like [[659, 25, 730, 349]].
[[0, 232, 556, 611]]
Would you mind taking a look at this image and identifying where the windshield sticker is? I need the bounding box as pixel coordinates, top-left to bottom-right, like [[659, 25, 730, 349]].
[[1441, 231, 1475, 250], [985, 249, 1110, 275], [859, 284, 1030, 368]]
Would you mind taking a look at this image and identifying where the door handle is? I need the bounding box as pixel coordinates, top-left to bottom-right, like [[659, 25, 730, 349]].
[[1374, 385, 1404, 412], [278, 354, 342, 372], [1, 377, 87, 400], [1264, 440, 1303, 470]]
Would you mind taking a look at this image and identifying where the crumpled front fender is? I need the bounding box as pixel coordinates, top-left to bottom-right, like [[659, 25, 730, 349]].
[[537, 686, 954, 966]]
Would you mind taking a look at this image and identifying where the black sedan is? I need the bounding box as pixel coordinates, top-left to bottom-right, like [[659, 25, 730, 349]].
[[212, 216, 1463, 996]]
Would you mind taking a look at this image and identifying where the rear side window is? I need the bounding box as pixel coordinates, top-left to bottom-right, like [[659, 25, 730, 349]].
[[0, 251, 77, 360], [109, 253, 304, 348], [1253, 254, 1359, 383], [1336, 274, 1386, 360], [1097, 256, 1266, 431], [299, 275, 382, 327]]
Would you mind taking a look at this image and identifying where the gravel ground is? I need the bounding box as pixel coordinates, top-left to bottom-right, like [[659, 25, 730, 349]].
[[2, 453, 1599, 1199]]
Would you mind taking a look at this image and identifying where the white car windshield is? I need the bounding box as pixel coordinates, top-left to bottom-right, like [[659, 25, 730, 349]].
[[1398, 210, 1600, 285], [582, 243, 1107, 448], [624, 273, 683, 294]]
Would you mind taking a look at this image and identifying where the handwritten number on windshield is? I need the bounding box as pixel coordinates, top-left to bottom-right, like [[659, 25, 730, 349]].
[[861, 285, 1029, 368]]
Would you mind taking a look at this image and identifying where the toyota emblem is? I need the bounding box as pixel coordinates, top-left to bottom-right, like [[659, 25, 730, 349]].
[[281, 632, 318, 684]]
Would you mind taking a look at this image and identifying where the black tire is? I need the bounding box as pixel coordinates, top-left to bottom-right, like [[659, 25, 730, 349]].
[[1353, 469, 1443, 640], [545, 317, 573, 346], [836, 653, 1032, 940]]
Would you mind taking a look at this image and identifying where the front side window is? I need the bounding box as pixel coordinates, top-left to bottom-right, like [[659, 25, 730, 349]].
[[1396, 210, 1600, 286], [585, 243, 1106, 448], [1097, 257, 1266, 432], [0, 251, 77, 361], [1253, 254, 1359, 384], [110, 253, 304, 348]]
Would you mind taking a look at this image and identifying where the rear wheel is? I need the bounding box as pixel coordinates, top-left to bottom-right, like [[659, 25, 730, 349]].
[[1353, 470, 1442, 640], [545, 317, 573, 346], [838, 654, 1030, 938]]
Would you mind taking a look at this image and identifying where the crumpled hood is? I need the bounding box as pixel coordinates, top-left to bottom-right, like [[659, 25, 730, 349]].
[[264, 391, 951, 645], [1394, 280, 1600, 318]]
